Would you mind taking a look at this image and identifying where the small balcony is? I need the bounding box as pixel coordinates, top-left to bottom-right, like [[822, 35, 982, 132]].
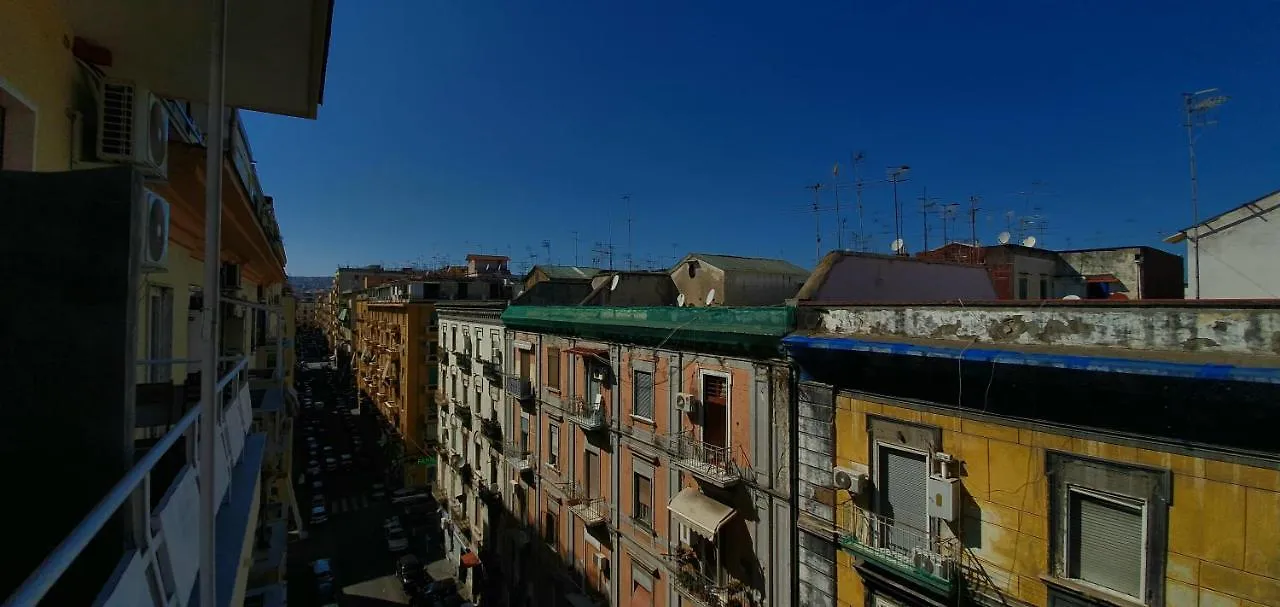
[[562, 482, 609, 527], [478, 481, 502, 505], [835, 503, 959, 594], [454, 405, 472, 429], [504, 374, 533, 400], [455, 350, 472, 369], [481, 357, 502, 379], [449, 501, 472, 537], [663, 431, 741, 488], [480, 417, 503, 443], [567, 395, 607, 431], [666, 552, 750, 607]]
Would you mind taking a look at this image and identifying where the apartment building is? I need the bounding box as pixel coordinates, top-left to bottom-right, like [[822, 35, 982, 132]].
[[786, 272, 1280, 606], [0, 1, 331, 605], [437, 301, 510, 600], [495, 261, 801, 607], [1166, 188, 1280, 299]]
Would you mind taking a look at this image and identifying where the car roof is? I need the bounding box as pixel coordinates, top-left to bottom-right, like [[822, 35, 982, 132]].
[[313, 559, 332, 572]]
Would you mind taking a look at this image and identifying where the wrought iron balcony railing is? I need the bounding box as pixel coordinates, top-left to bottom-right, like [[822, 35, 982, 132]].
[[567, 395, 607, 430], [480, 417, 502, 443], [561, 481, 610, 526], [664, 551, 750, 607], [504, 374, 533, 400], [662, 430, 741, 487], [835, 503, 959, 593]]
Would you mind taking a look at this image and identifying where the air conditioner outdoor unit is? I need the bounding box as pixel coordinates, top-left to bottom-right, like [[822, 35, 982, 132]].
[[675, 393, 697, 413], [833, 465, 869, 494], [139, 189, 170, 272], [96, 79, 169, 179], [912, 548, 951, 578]]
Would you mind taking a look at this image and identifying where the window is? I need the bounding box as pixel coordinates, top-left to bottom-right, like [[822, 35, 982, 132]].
[[547, 347, 561, 390], [632, 370, 654, 420], [702, 374, 727, 407], [876, 445, 928, 553], [474, 328, 482, 356], [547, 423, 560, 468], [428, 341, 438, 359], [1018, 276, 1029, 299], [632, 566, 654, 606], [0, 84, 37, 171], [520, 416, 530, 454], [1040, 276, 1051, 299], [544, 502, 559, 549], [147, 286, 174, 383], [633, 472, 653, 529], [1047, 452, 1169, 606], [1066, 488, 1145, 599], [451, 326, 457, 351]]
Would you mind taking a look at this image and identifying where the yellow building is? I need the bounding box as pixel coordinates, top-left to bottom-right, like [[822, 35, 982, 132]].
[[354, 290, 440, 488], [2, 0, 330, 605], [785, 302, 1280, 607]]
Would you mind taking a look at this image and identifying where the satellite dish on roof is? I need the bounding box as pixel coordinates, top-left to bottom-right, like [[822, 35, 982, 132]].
[[705, 289, 716, 306], [1062, 294, 1081, 300], [610, 275, 620, 291], [676, 293, 686, 307], [890, 238, 905, 253], [997, 231, 1011, 245], [1022, 236, 1037, 248]]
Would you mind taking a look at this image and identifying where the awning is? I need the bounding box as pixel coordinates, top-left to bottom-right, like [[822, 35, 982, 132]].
[[630, 585, 652, 607], [460, 552, 481, 568], [667, 487, 735, 538], [565, 346, 609, 358], [1085, 273, 1121, 284]]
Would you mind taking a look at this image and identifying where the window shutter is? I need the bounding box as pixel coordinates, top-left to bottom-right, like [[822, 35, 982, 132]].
[[878, 447, 928, 552], [1070, 492, 1143, 598], [634, 371, 654, 419]]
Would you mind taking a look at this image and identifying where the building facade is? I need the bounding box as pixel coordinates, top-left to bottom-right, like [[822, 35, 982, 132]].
[[1167, 189, 1280, 299], [785, 301, 1280, 607], [436, 302, 509, 601], [498, 306, 795, 607]]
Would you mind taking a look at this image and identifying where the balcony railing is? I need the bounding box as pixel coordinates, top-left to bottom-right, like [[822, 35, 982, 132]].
[[8, 355, 260, 607], [455, 351, 472, 369], [835, 503, 959, 593], [454, 405, 472, 429], [561, 482, 609, 527], [481, 358, 502, 379], [663, 431, 741, 487], [567, 395, 607, 431], [480, 417, 502, 443], [504, 375, 533, 400], [662, 551, 750, 607], [448, 502, 471, 536]]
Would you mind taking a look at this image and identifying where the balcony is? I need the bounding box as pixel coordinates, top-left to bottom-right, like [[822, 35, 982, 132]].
[[454, 405, 472, 430], [663, 431, 741, 488], [561, 482, 609, 527], [477, 482, 502, 505], [480, 417, 503, 443], [835, 503, 959, 594], [504, 375, 533, 400], [455, 350, 472, 369], [481, 357, 502, 379], [449, 502, 472, 537], [666, 553, 750, 607], [567, 395, 607, 431]]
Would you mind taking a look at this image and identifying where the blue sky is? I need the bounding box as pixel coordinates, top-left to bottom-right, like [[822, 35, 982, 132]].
[[243, 1, 1280, 277]]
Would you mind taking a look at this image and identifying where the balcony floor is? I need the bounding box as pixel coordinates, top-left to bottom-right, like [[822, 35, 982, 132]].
[[189, 432, 267, 607]]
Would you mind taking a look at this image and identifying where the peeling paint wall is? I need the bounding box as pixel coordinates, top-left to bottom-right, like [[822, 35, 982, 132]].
[[814, 305, 1280, 356]]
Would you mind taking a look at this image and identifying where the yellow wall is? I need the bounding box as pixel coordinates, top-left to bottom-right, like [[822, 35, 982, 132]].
[[0, 0, 78, 171], [134, 243, 204, 381], [833, 394, 1280, 607]]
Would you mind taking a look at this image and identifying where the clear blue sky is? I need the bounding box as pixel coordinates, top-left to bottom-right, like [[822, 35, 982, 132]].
[[243, 1, 1280, 277]]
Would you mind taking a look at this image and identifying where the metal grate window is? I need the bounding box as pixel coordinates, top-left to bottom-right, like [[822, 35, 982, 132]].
[[633, 370, 654, 420], [877, 446, 928, 553], [1068, 489, 1144, 598]]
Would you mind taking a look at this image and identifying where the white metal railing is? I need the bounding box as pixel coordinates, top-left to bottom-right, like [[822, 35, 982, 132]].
[[568, 395, 606, 429], [6, 356, 256, 606], [835, 503, 959, 584]]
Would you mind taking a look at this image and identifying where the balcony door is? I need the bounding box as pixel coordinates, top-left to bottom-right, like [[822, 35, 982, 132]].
[[700, 373, 728, 450], [584, 450, 600, 499], [518, 349, 532, 380], [876, 445, 929, 554], [147, 285, 173, 383]]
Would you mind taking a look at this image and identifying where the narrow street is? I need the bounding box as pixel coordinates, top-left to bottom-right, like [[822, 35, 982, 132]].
[[287, 328, 460, 607]]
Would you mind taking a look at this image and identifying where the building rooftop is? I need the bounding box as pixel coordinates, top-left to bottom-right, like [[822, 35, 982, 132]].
[[530, 265, 604, 281], [1166, 188, 1280, 243], [796, 251, 996, 303], [682, 253, 809, 275], [502, 305, 793, 355]]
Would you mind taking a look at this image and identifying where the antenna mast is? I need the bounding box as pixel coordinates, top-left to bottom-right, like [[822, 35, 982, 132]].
[[571, 231, 580, 266], [1183, 88, 1229, 299], [968, 196, 982, 246], [622, 194, 633, 270], [918, 187, 939, 252], [852, 151, 867, 252], [806, 182, 824, 263], [831, 164, 843, 250], [887, 166, 910, 256], [542, 239, 552, 266]]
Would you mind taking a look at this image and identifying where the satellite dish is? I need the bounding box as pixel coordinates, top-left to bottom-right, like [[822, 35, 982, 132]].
[[610, 275, 620, 291], [676, 293, 686, 307], [1062, 294, 1081, 300], [890, 238, 905, 253], [1022, 236, 1037, 248], [997, 231, 1011, 245], [705, 289, 716, 306]]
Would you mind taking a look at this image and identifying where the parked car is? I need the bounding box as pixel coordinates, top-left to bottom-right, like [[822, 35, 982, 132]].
[[310, 503, 329, 525], [396, 554, 425, 593], [386, 524, 409, 552], [313, 558, 335, 596], [371, 482, 386, 499], [325, 457, 338, 471]]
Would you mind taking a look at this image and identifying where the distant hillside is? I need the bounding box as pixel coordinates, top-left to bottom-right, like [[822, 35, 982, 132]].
[[288, 276, 331, 293]]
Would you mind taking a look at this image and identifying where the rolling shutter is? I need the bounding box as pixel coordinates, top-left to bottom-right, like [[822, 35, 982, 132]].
[[1069, 491, 1143, 598], [878, 447, 928, 552]]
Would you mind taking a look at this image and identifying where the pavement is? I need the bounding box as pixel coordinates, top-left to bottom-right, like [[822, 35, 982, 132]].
[[285, 331, 459, 607]]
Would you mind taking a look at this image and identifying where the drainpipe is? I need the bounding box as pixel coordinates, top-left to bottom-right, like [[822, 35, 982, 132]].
[[198, 0, 228, 605]]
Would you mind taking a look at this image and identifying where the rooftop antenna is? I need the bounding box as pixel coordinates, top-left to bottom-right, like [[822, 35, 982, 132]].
[[541, 239, 552, 266], [622, 194, 633, 270], [831, 162, 844, 250], [1022, 235, 1038, 248], [890, 238, 906, 255], [939, 202, 960, 245], [918, 187, 939, 251], [887, 166, 910, 256], [805, 182, 824, 263], [997, 231, 1011, 245], [851, 151, 867, 252], [610, 274, 621, 291], [967, 196, 982, 247], [1184, 88, 1229, 299], [571, 231, 580, 266]]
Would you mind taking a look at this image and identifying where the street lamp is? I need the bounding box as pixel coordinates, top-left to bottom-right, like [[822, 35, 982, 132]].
[[1183, 88, 1228, 299]]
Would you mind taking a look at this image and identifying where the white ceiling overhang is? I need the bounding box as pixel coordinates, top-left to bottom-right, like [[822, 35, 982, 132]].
[[61, 0, 333, 118]]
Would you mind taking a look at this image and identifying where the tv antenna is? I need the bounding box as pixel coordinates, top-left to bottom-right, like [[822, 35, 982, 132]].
[[1184, 88, 1229, 299], [890, 238, 906, 255], [805, 182, 824, 263], [887, 166, 911, 256], [622, 194, 633, 270], [542, 239, 552, 266], [831, 162, 844, 250], [1022, 235, 1038, 248], [939, 202, 960, 245], [851, 151, 867, 251], [918, 187, 940, 252], [591, 241, 615, 269], [571, 231, 580, 266], [967, 196, 982, 246]]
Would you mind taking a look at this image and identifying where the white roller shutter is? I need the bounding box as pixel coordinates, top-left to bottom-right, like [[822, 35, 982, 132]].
[[878, 446, 928, 553], [1069, 490, 1143, 598]]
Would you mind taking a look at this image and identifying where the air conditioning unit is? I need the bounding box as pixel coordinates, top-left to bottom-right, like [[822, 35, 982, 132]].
[[220, 263, 242, 291], [139, 189, 170, 272], [928, 474, 959, 521], [675, 393, 697, 413], [833, 464, 869, 494], [912, 548, 952, 578], [96, 79, 169, 179]]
